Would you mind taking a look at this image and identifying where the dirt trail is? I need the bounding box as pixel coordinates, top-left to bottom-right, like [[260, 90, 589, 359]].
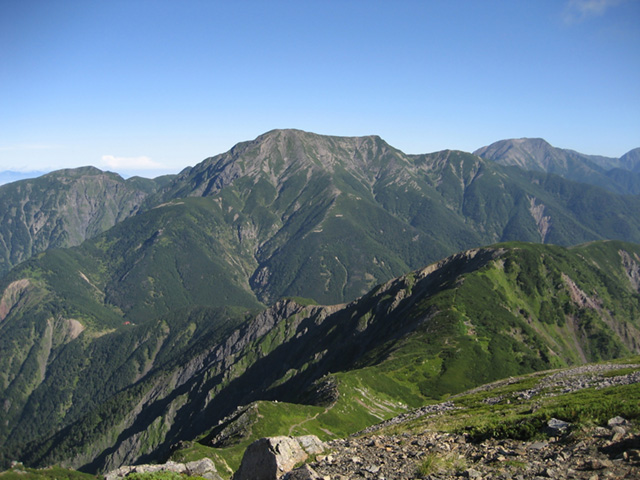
[[288, 404, 335, 436]]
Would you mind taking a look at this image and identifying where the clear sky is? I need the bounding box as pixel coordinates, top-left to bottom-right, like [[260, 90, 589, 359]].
[[1, 0, 639, 178]]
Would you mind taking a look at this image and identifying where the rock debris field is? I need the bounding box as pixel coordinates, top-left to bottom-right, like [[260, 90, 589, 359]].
[[294, 425, 639, 480]]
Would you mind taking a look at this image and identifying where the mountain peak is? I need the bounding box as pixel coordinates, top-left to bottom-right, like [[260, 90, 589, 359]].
[[510, 137, 551, 146], [473, 138, 556, 171], [258, 128, 383, 142], [160, 130, 404, 200], [474, 137, 640, 194], [620, 147, 640, 173]]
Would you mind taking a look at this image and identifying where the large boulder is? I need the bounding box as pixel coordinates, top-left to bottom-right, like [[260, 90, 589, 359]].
[[296, 436, 326, 456], [186, 458, 223, 479], [233, 435, 326, 480], [282, 464, 323, 480]]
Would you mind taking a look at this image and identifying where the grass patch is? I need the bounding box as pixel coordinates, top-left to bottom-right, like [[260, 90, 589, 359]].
[[283, 297, 318, 306], [415, 452, 467, 478], [456, 382, 640, 441], [599, 366, 640, 378], [0, 466, 98, 480]]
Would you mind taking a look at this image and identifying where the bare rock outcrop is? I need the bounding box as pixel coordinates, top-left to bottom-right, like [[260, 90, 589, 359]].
[[233, 435, 327, 480]]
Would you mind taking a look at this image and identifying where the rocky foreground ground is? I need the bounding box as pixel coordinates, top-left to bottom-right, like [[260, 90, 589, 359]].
[[259, 364, 640, 480], [292, 423, 639, 480]]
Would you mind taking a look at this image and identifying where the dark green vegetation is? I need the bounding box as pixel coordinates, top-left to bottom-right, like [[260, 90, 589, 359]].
[[153, 130, 640, 304], [0, 465, 97, 480], [0, 167, 173, 276], [475, 138, 640, 194], [0, 130, 639, 474]]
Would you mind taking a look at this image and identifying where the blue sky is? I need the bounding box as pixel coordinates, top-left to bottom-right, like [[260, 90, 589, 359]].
[[1, 0, 639, 178]]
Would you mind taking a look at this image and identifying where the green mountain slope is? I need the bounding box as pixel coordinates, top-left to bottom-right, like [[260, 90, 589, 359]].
[[2, 131, 640, 307], [0, 167, 172, 277], [619, 147, 640, 172], [149, 130, 640, 303], [2, 241, 638, 473]]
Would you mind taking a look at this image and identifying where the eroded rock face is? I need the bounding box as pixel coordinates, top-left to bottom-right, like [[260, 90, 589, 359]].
[[233, 435, 326, 480], [0, 279, 30, 323]]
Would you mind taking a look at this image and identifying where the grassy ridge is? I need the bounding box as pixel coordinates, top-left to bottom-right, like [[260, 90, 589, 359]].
[[6, 241, 638, 473], [166, 242, 640, 476]]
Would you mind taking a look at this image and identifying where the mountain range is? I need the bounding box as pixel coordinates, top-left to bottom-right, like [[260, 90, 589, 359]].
[[0, 129, 639, 475], [2, 131, 640, 299], [475, 138, 640, 194]]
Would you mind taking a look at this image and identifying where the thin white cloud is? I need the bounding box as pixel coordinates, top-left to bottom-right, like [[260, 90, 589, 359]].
[[564, 0, 625, 23], [101, 155, 165, 171]]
